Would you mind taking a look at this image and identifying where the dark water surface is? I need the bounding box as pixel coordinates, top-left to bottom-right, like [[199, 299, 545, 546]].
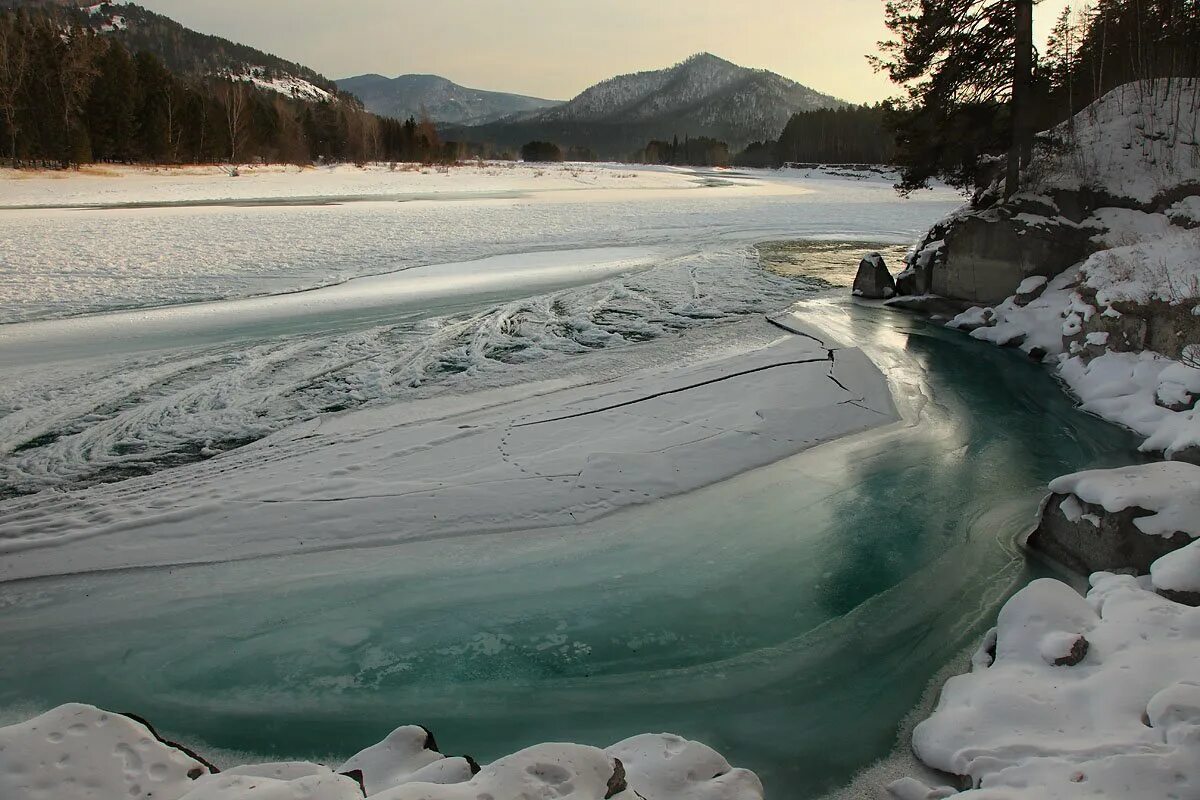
[[0, 301, 1141, 799]]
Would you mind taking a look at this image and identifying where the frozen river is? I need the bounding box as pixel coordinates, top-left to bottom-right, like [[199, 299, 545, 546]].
[[0, 164, 1144, 798]]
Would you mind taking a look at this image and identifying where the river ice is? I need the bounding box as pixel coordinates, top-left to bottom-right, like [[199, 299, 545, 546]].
[[10, 164, 1115, 799]]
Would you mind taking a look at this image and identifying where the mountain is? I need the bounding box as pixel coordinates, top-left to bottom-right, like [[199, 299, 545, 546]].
[[453, 53, 846, 157], [337, 74, 560, 125], [5, 1, 338, 101]]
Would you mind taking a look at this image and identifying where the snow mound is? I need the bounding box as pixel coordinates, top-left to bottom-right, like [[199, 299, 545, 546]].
[[606, 734, 764, 800], [0, 704, 212, 800], [1048, 461, 1200, 538], [339, 725, 473, 794], [1037, 79, 1200, 203], [178, 772, 363, 799], [911, 573, 1200, 798], [0, 706, 762, 800]]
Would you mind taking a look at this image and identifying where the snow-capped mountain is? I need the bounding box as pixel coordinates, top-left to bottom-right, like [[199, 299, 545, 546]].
[[337, 73, 560, 125], [457, 53, 845, 156], [542, 52, 838, 127]]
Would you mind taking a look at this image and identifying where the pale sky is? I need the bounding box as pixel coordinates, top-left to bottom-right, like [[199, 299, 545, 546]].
[[135, 0, 1075, 105]]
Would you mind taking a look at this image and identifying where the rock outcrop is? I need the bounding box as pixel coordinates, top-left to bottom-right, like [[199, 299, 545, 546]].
[[1027, 464, 1200, 606], [1028, 492, 1194, 577], [852, 252, 897, 299]]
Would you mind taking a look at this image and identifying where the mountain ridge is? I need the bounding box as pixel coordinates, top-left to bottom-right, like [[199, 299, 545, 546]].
[[336, 73, 560, 125], [456, 52, 846, 157]]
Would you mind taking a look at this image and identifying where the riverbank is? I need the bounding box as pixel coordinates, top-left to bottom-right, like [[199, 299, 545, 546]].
[[879, 80, 1200, 800]]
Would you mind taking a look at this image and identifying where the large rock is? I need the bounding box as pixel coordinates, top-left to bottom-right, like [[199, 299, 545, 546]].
[[1028, 493, 1195, 577], [934, 211, 1092, 305], [852, 252, 896, 299]]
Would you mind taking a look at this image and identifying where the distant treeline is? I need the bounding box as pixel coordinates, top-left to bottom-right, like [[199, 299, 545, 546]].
[[734, 105, 895, 168], [638, 135, 730, 167], [0, 7, 457, 167]]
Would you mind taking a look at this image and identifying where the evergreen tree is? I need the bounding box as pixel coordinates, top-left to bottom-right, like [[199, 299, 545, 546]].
[[87, 40, 138, 161], [873, 0, 1035, 194]]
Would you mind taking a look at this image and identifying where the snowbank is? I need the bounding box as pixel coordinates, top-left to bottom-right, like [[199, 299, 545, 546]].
[[0, 705, 762, 800], [906, 573, 1200, 799], [944, 206, 1200, 460], [1034, 79, 1200, 204]]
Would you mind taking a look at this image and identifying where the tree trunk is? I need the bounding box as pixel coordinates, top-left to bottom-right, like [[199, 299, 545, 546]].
[[1006, 0, 1035, 197]]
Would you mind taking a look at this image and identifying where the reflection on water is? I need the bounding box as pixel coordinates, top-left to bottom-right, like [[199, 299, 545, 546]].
[[758, 241, 911, 289], [0, 303, 1142, 799]]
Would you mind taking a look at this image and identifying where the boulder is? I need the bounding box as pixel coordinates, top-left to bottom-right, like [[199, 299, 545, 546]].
[[934, 212, 1093, 304], [852, 252, 896, 299], [1027, 493, 1195, 577]]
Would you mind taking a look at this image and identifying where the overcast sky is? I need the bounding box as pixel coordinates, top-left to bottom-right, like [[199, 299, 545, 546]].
[[135, 0, 1076, 104]]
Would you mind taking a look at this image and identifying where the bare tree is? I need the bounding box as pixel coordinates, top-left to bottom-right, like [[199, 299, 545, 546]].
[[0, 14, 30, 166], [215, 79, 250, 163]]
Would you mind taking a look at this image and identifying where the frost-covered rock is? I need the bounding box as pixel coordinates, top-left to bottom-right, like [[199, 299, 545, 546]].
[[852, 252, 896, 299], [0, 704, 213, 800], [1030, 462, 1200, 580], [909, 573, 1200, 798]]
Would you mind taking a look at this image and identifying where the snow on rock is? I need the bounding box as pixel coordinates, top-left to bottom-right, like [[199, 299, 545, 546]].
[[0, 706, 763, 800], [1168, 196, 1200, 228], [0, 704, 212, 800], [369, 743, 625, 800], [1048, 461, 1200, 538], [910, 573, 1200, 798], [605, 734, 764, 800], [338, 725, 471, 795], [1152, 540, 1200, 596], [1015, 275, 1047, 296], [177, 772, 364, 799]]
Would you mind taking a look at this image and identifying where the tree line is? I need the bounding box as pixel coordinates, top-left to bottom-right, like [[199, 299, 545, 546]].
[[639, 135, 730, 167], [0, 7, 456, 167], [733, 105, 895, 167]]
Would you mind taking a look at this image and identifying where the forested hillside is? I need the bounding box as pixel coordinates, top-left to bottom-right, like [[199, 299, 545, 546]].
[[0, 4, 455, 166]]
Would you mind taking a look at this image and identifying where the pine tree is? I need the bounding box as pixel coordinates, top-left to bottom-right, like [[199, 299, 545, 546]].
[[873, 0, 1035, 194]]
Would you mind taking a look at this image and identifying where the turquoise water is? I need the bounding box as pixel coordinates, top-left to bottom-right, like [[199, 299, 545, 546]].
[[0, 302, 1142, 799]]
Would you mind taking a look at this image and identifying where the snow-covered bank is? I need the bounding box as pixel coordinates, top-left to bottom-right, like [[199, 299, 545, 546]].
[[888, 80, 1200, 800], [0, 318, 894, 581], [0, 162, 697, 209], [0, 703, 763, 800], [897, 574, 1200, 799]]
